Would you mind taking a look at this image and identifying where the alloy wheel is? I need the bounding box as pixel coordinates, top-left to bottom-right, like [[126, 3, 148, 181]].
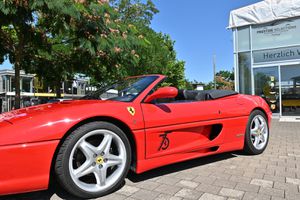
[[68, 129, 127, 193], [250, 115, 268, 150]]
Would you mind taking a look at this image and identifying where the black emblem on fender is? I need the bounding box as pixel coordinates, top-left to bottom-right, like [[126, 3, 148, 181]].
[[158, 131, 171, 151]]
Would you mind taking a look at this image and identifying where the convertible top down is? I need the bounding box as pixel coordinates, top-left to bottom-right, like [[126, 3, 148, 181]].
[[0, 75, 272, 198]]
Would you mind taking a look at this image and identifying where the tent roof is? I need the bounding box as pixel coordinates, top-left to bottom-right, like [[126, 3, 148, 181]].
[[229, 0, 300, 28]]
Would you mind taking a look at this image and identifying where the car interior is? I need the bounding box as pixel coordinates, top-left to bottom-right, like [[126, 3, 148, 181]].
[[154, 89, 238, 104]]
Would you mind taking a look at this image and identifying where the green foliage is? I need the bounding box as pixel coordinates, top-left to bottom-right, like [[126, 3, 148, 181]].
[[216, 70, 234, 82], [110, 0, 158, 26], [0, 0, 187, 107], [205, 69, 235, 90], [0, 0, 145, 101], [108, 0, 186, 88]]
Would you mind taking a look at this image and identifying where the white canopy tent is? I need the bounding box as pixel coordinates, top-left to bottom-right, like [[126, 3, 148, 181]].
[[229, 0, 300, 28]]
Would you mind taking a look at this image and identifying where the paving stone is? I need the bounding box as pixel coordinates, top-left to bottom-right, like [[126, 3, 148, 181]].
[[154, 184, 182, 195], [198, 193, 226, 200], [258, 187, 284, 198], [98, 193, 127, 200], [136, 181, 161, 190], [286, 177, 300, 185], [242, 192, 271, 200], [263, 174, 285, 183], [175, 180, 199, 189], [154, 194, 182, 200], [175, 188, 203, 200], [213, 179, 237, 189], [175, 172, 198, 181], [131, 189, 159, 200], [193, 176, 216, 184], [210, 173, 231, 180], [117, 185, 140, 196], [271, 197, 285, 200], [285, 191, 300, 200], [250, 179, 273, 188], [255, 168, 275, 175], [156, 176, 181, 185], [229, 175, 251, 184], [224, 169, 244, 176], [219, 188, 244, 199], [124, 198, 139, 200], [243, 172, 264, 179], [192, 169, 214, 177], [275, 170, 296, 178], [273, 181, 299, 193], [235, 182, 260, 193], [196, 184, 221, 195]]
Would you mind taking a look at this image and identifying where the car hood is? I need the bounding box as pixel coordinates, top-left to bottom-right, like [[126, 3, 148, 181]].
[[0, 98, 146, 146], [0, 100, 105, 124], [0, 99, 134, 146]]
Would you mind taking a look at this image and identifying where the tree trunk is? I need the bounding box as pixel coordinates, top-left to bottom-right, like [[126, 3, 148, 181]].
[[14, 32, 24, 110], [14, 62, 21, 109], [55, 81, 62, 98]]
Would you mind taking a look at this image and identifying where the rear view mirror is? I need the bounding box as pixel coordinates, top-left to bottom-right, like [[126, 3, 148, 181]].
[[144, 87, 178, 103]]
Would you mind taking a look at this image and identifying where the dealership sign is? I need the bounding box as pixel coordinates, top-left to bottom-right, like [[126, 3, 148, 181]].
[[255, 23, 297, 36], [253, 46, 300, 63], [252, 18, 300, 50]]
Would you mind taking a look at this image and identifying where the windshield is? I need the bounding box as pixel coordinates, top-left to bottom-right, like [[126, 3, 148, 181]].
[[83, 76, 158, 102]]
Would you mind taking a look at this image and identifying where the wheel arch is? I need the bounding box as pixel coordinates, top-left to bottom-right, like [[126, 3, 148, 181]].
[[48, 116, 137, 186], [251, 107, 269, 122]]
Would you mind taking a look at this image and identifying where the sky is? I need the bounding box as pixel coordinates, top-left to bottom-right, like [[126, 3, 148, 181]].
[[151, 0, 261, 83], [0, 0, 261, 83]]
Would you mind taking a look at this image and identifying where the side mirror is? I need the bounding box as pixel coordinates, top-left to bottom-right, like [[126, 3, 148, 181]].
[[144, 86, 178, 103]]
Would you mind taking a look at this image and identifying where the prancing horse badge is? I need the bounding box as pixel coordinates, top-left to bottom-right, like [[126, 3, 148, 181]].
[[127, 107, 135, 116]]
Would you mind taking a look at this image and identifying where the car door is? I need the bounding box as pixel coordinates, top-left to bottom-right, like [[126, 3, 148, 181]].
[[141, 100, 222, 159]]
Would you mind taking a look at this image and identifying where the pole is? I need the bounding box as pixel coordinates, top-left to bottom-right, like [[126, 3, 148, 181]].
[[213, 54, 216, 90]]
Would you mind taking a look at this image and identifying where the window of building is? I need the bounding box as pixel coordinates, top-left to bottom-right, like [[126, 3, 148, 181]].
[[253, 67, 279, 113], [1, 76, 6, 91], [237, 26, 250, 52], [238, 52, 252, 94], [11, 76, 15, 92], [22, 77, 32, 93]]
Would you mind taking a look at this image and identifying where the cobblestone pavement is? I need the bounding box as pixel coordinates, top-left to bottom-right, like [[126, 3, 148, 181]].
[[2, 120, 300, 200]]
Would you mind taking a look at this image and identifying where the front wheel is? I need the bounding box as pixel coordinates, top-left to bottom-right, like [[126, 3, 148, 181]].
[[243, 110, 269, 155], [55, 122, 131, 198]]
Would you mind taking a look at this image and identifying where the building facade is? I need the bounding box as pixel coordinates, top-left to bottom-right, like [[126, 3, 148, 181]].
[[0, 69, 92, 113], [230, 0, 300, 119], [0, 70, 34, 113]]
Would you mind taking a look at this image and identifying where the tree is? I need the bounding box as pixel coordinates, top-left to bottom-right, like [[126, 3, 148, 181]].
[[205, 69, 235, 90], [0, 0, 143, 105], [110, 0, 158, 26], [109, 0, 186, 88], [0, 0, 81, 107], [1, 0, 186, 109]]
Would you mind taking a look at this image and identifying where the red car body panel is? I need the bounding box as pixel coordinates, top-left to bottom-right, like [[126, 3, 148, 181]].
[[0, 75, 272, 196], [0, 140, 59, 195]]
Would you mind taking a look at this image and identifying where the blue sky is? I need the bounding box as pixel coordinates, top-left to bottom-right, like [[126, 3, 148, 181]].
[[0, 0, 261, 83], [151, 0, 261, 82]]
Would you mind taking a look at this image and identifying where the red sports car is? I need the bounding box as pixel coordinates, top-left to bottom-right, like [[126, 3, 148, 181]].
[[0, 75, 271, 198]]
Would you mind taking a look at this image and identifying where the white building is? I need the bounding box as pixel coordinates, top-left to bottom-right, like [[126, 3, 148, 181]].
[[0, 69, 34, 113], [0, 69, 91, 113], [229, 0, 300, 119]]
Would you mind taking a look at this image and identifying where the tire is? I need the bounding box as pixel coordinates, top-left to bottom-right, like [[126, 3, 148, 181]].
[[243, 110, 269, 155], [55, 121, 131, 199]]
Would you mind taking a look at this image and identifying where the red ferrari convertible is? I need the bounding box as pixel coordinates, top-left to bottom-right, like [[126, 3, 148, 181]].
[[0, 75, 271, 198]]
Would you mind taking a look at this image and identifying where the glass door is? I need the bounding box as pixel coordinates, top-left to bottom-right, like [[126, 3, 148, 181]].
[[281, 65, 300, 116], [253, 66, 280, 114]]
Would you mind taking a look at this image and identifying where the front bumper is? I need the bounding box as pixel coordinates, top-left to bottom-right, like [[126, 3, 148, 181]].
[[0, 140, 59, 196]]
